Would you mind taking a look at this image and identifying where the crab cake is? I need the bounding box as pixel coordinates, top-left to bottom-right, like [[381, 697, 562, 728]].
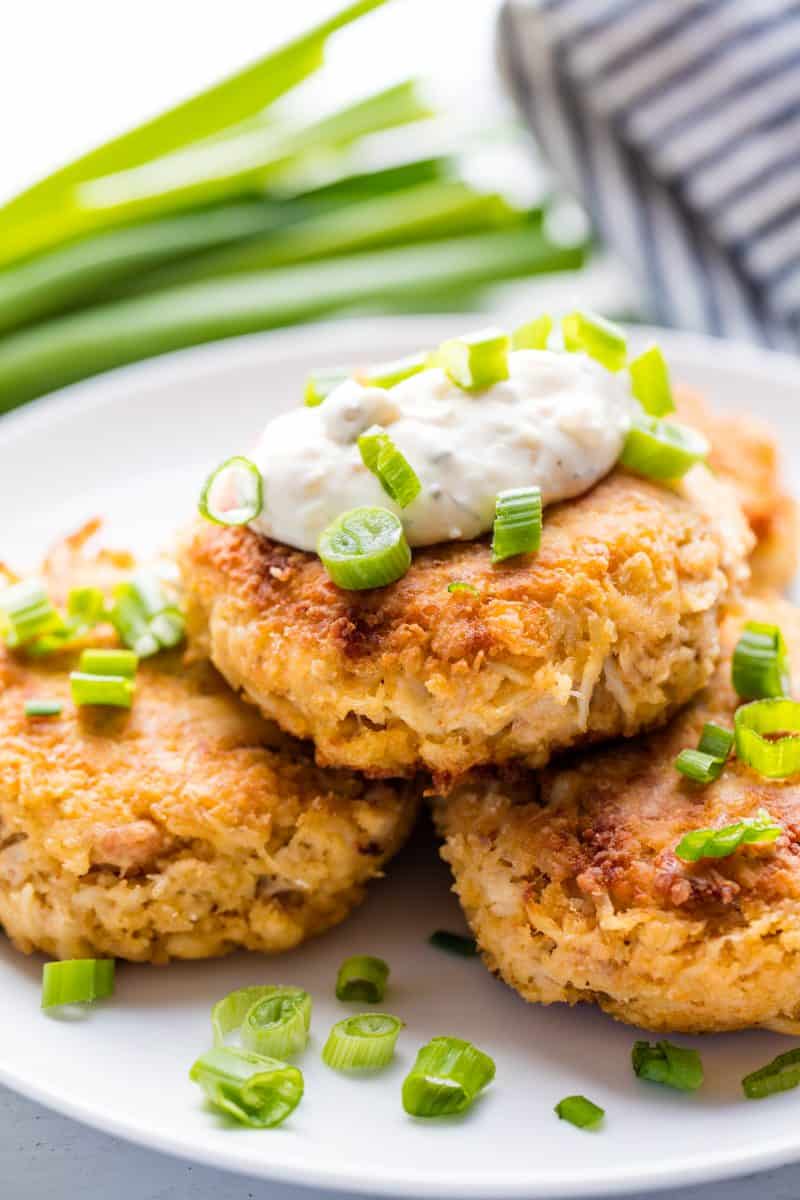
[[676, 386, 799, 591], [179, 465, 751, 784], [0, 531, 418, 963], [435, 595, 800, 1034]]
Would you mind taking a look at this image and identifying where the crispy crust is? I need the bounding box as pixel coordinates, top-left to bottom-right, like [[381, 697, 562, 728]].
[[435, 595, 800, 1034], [675, 385, 799, 591], [178, 467, 751, 783], [0, 530, 418, 963]]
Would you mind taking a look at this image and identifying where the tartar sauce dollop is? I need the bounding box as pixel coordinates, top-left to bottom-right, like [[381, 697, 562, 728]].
[[249, 349, 639, 551]]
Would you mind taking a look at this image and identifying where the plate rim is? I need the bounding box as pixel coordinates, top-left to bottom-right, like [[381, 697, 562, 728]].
[[1, 314, 799, 1199]]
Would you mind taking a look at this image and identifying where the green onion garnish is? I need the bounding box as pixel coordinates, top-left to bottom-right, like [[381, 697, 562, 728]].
[[742, 1048, 800, 1100], [70, 672, 135, 709], [439, 327, 510, 391], [304, 367, 349, 407], [735, 698, 800, 778], [562, 310, 627, 372], [189, 1046, 303, 1128], [674, 722, 734, 785], [78, 648, 138, 678], [428, 930, 478, 956], [41, 959, 115, 1008], [0, 578, 64, 648], [317, 506, 411, 590], [554, 1095, 605, 1129], [322, 1013, 403, 1071], [211, 985, 312, 1060], [491, 486, 542, 563], [511, 314, 552, 351], [110, 572, 184, 658], [67, 586, 106, 630], [620, 415, 708, 481], [24, 698, 63, 717], [402, 1036, 495, 1117], [362, 351, 430, 389], [732, 621, 791, 701], [199, 455, 263, 526], [446, 582, 479, 596], [632, 1041, 703, 1091], [358, 428, 421, 508], [335, 955, 389, 1004], [675, 807, 782, 862], [628, 345, 674, 416]]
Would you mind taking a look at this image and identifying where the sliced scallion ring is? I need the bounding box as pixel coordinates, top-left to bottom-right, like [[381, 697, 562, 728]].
[[732, 621, 790, 700], [78, 648, 138, 678], [554, 1094, 605, 1129], [362, 352, 430, 389], [402, 1036, 495, 1117], [743, 1049, 800, 1100], [199, 455, 263, 526], [211, 985, 311, 1060], [697, 721, 735, 760], [304, 367, 349, 407], [41, 959, 115, 1008], [439, 327, 510, 391], [735, 698, 800, 778], [620, 415, 708, 481], [358, 427, 421, 508], [318, 507, 411, 590], [335, 955, 389, 1003], [66, 586, 106, 630], [0, 578, 64, 648], [562, 310, 627, 372], [25, 697, 63, 717], [628, 345, 674, 416], [322, 1013, 403, 1072], [446, 582, 479, 597], [511, 314, 552, 351], [675, 807, 782, 861], [110, 572, 184, 658], [189, 1046, 303, 1128], [491, 486, 542, 563], [674, 748, 725, 785], [70, 672, 134, 709], [632, 1040, 703, 1091]]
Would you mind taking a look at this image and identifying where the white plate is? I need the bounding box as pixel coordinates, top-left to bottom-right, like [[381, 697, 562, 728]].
[[1, 317, 800, 1199]]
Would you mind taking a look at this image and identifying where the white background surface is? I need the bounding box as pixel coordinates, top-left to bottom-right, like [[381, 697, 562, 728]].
[[0, 3, 792, 1196]]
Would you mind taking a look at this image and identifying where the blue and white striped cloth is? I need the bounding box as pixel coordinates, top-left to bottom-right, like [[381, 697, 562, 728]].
[[497, 0, 800, 349]]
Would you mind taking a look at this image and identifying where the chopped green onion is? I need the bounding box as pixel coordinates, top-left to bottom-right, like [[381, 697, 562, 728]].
[[78, 648, 138, 678], [189, 1046, 303, 1128], [620, 415, 708, 481], [70, 672, 134, 709], [24, 698, 63, 718], [199, 455, 263, 526], [428, 930, 478, 956], [742, 1048, 800, 1100], [562, 310, 627, 372], [66, 586, 106, 630], [674, 749, 725, 784], [439, 327, 510, 391], [211, 985, 312, 1060], [675, 807, 782, 862], [628, 345, 674, 416], [732, 621, 791, 701], [0, 578, 64, 648], [735, 698, 800, 778], [698, 722, 735, 760], [335, 955, 389, 1003], [511, 314, 552, 351], [358, 427, 421, 508], [305, 367, 349, 406], [632, 1041, 703, 1091], [491, 486, 542, 563], [447, 582, 479, 596], [554, 1095, 605, 1129], [362, 351, 430, 389], [318, 507, 411, 590], [41, 959, 115, 1008], [402, 1036, 495, 1117], [322, 1013, 403, 1071], [110, 572, 184, 658]]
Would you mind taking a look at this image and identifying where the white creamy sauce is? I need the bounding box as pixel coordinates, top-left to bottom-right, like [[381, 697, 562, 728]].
[[249, 349, 639, 551]]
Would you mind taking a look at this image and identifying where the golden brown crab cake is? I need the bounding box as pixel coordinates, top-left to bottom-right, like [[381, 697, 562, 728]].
[[178, 465, 751, 785], [675, 385, 799, 591], [0, 529, 418, 963], [435, 594, 800, 1035]]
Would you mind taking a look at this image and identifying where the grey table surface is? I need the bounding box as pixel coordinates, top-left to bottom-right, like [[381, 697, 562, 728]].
[[1, 1081, 798, 1200]]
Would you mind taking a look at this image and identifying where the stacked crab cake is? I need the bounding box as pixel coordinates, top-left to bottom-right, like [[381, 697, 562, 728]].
[[0, 529, 418, 964]]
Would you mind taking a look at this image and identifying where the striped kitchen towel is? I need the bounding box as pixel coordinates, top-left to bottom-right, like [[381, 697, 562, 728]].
[[497, 0, 800, 349]]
